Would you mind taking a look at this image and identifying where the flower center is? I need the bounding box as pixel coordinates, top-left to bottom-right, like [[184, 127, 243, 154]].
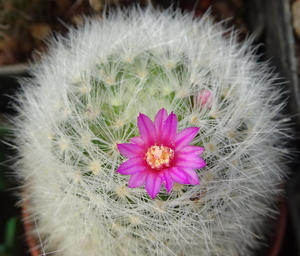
[[145, 145, 174, 170]]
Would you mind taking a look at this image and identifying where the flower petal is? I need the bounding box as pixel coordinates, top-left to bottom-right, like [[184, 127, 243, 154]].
[[154, 108, 168, 132], [168, 167, 189, 184], [159, 112, 177, 144], [177, 145, 204, 155], [116, 157, 147, 175], [116, 109, 205, 198], [128, 171, 147, 188], [159, 170, 173, 193], [117, 143, 144, 158], [145, 172, 162, 199], [129, 136, 145, 145], [176, 154, 206, 169], [181, 168, 200, 185], [137, 113, 156, 146], [175, 127, 200, 150]]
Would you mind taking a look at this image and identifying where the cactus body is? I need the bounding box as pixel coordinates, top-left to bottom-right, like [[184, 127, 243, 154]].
[[13, 7, 289, 256]]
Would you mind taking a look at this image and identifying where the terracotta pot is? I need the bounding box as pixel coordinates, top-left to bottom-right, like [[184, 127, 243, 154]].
[[265, 198, 288, 256], [22, 198, 40, 256]]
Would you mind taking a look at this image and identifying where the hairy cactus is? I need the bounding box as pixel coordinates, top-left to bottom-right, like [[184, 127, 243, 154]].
[[12, 6, 290, 256]]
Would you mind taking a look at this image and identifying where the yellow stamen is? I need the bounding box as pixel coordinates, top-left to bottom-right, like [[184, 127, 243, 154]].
[[145, 145, 174, 170]]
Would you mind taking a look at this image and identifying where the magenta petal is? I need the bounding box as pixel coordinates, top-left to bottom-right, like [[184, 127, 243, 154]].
[[181, 168, 200, 185], [128, 171, 147, 188], [175, 127, 200, 150], [137, 113, 156, 146], [176, 154, 206, 169], [168, 167, 189, 184], [145, 172, 162, 199], [159, 112, 177, 144], [159, 170, 173, 193], [116, 157, 147, 175], [116, 109, 205, 196], [129, 136, 145, 145], [177, 145, 204, 155], [154, 108, 168, 132], [117, 143, 144, 158]]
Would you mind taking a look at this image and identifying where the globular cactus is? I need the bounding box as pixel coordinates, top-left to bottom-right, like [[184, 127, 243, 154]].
[[12, 6, 290, 256]]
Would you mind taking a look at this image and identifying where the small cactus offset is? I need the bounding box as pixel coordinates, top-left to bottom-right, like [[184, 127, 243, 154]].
[[12, 7, 290, 256]]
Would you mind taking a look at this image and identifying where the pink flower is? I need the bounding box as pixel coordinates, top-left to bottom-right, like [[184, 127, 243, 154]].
[[116, 108, 206, 199], [196, 89, 213, 108]]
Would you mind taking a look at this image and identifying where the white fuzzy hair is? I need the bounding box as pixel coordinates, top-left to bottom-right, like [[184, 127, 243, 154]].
[[12, 6, 291, 256]]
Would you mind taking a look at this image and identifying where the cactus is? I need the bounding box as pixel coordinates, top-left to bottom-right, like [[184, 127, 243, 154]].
[[12, 6, 290, 256]]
